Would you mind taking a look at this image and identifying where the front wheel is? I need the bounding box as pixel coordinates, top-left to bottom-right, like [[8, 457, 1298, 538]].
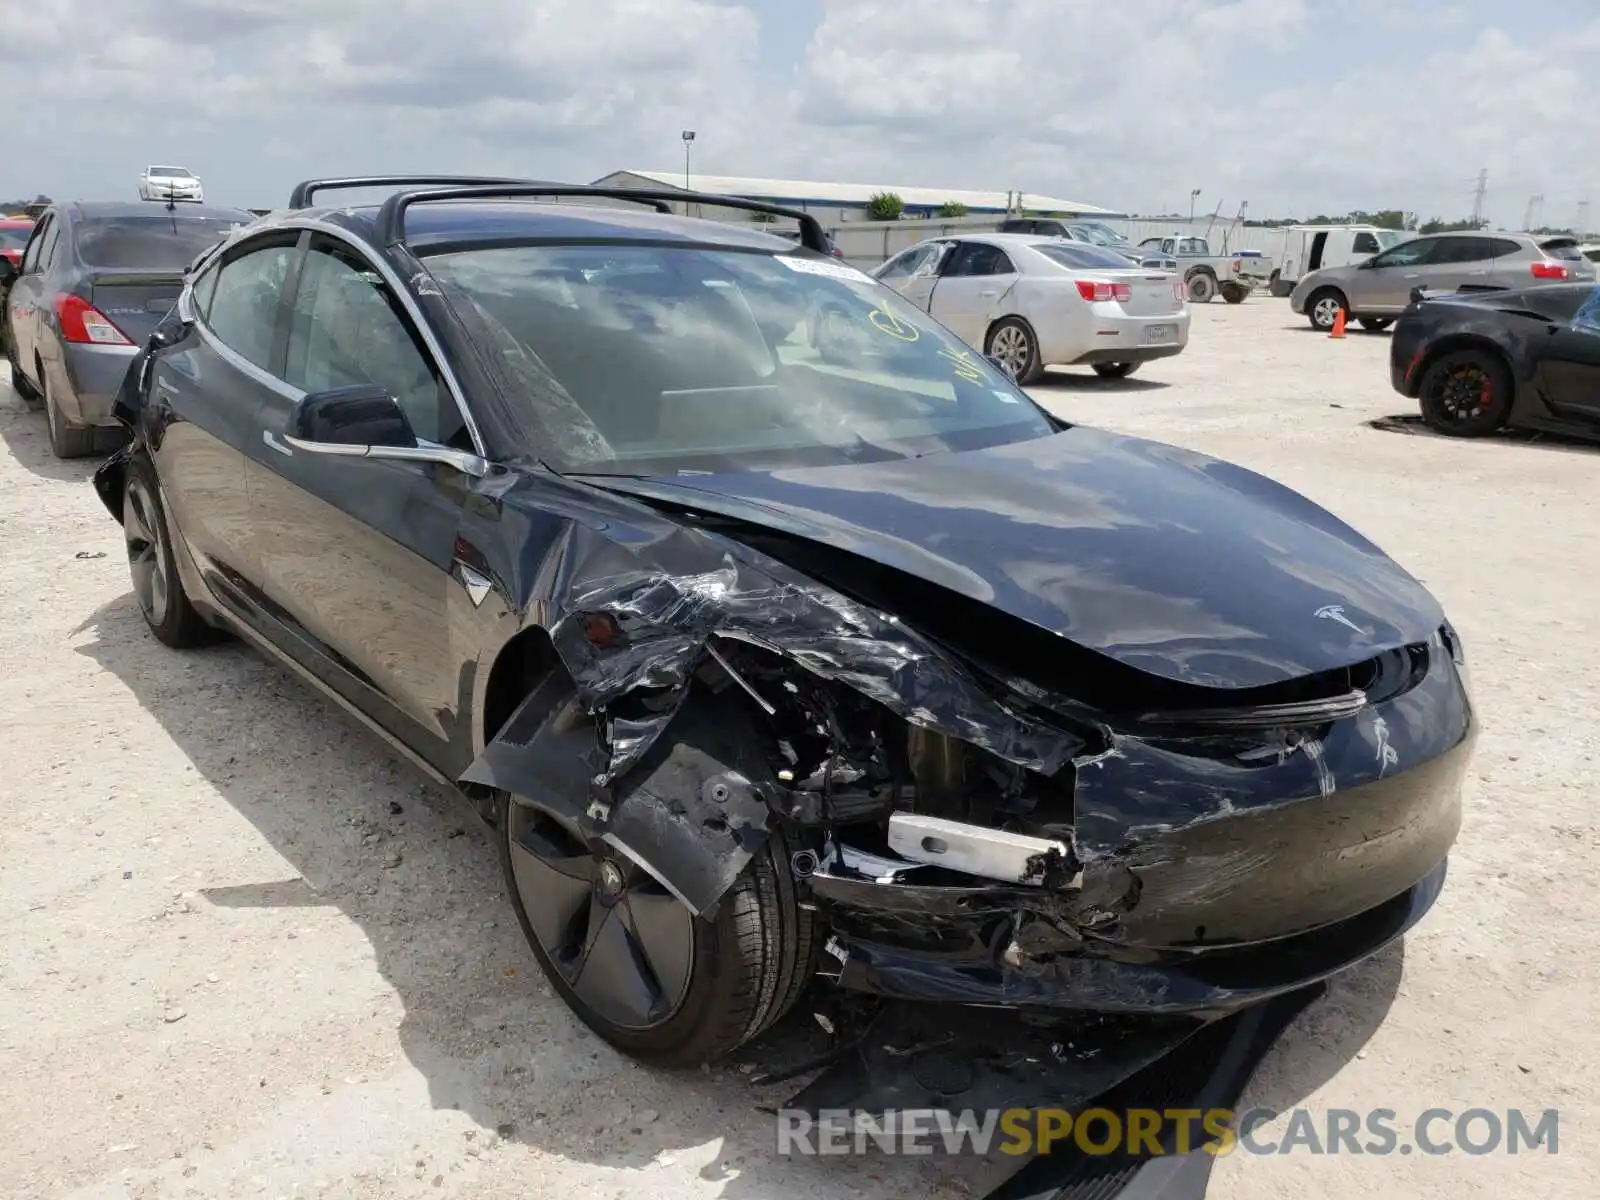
[[1306, 289, 1347, 332], [985, 317, 1043, 385], [1418, 350, 1512, 437], [1220, 281, 1249, 304], [1358, 317, 1392, 332], [1187, 271, 1218, 303], [1093, 362, 1140, 379]]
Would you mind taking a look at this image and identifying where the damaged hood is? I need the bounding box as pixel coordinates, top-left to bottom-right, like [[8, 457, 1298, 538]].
[[579, 427, 1443, 690]]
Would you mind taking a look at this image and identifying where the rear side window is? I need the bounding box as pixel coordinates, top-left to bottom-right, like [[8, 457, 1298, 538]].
[[205, 243, 296, 370], [284, 242, 463, 448], [74, 217, 240, 270], [944, 243, 1015, 276], [1488, 238, 1524, 258], [20, 214, 52, 272]]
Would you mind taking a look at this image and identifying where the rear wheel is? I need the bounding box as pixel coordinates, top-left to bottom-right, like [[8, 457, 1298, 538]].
[[498, 696, 815, 1066], [123, 454, 218, 648], [1306, 289, 1347, 332], [1092, 362, 1140, 379], [1187, 270, 1218, 303], [8, 355, 41, 408], [985, 317, 1043, 385], [1358, 317, 1392, 332], [1418, 350, 1512, 437], [42, 367, 98, 458]]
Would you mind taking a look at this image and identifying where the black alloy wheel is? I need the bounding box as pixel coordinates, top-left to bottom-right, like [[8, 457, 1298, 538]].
[[504, 801, 696, 1033], [1418, 351, 1512, 437]]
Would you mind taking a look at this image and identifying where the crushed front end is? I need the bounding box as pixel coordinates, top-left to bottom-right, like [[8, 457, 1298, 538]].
[[464, 506, 1474, 1022]]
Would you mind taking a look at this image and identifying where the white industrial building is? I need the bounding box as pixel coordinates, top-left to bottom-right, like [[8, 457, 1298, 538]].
[[591, 170, 1117, 222]]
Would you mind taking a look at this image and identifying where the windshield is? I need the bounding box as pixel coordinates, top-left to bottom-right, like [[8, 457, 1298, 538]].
[[1033, 242, 1143, 270], [0, 226, 32, 250], [1375, 230, 1407, 249], [148, 167, 188, 178], [1076, 222, 1129, 245], [75, 216, 241, 269], [423, 244, 1056, 475]]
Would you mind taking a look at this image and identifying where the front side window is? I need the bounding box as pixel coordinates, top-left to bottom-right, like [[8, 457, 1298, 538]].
[[877, 244, 938, 280], [1352, 232, 1380, 254], [422, 244, 1056, 474], [205, 243, 296, 370], [284, 242, 463, 447], [1370, 238, 1437, 268]]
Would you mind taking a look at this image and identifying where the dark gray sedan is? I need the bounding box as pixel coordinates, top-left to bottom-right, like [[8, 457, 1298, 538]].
[[2, 200, 253, 457]]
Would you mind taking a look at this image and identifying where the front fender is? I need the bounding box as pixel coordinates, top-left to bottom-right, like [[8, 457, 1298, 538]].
[[461, 676, 773, 917]]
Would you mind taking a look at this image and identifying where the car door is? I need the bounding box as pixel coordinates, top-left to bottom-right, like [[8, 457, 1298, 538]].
[[1357, 236, 1443, 311], [928, 241, 1019, 345], [880, 241, 951, 312], [245, 232, 477, 770], [1534, 287, 1600, 423], [151, 233, 302, 620], [8, 211, 56, 378]]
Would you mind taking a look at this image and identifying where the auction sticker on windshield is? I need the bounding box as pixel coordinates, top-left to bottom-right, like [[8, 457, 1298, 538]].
[[778, 256, 874, 284]]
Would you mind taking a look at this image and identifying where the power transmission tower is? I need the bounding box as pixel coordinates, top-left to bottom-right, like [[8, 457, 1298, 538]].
[[1577, 200, 1590, 238], [1523, 193, 1544, 231], [1470, 169, 1488, 227]]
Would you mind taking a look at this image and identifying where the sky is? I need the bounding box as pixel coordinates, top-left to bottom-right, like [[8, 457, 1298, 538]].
[[3, 0, 1599, 227]]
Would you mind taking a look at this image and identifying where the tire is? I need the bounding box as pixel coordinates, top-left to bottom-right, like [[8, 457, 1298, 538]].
[[41, 365, 98, 458], [498, 696, 816, 1067], [1221, 282, 1248, 304], [1358, 317, 1392, 332], [122, 454, 218, 648], [1093, 362, 1139, 379], [1306, 288, 1347, 332], [1187, 270, 1218, 303], [9, 355, 42, 409], [985, 316, 1043, 385], [1417, 349, 1513, 437]]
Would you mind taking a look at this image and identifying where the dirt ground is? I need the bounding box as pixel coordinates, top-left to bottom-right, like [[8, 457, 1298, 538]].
[[2, 300, 1595, 1199]]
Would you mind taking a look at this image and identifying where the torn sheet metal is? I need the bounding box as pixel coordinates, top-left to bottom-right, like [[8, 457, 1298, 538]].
[[473, 513, 1084, 789]]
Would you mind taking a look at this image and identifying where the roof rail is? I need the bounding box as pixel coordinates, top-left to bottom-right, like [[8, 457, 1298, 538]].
[[372, 185, 831, 255], [287, 176, 557, 210]]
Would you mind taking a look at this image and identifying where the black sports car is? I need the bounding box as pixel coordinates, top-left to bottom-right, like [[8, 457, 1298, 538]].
[[93, 176, 1474, 1071], [1391, 282, 1600, 438]]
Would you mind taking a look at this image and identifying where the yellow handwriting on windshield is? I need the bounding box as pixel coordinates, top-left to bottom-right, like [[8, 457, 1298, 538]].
[[869, 308, 921, 342], [939, 345, 986, 383]]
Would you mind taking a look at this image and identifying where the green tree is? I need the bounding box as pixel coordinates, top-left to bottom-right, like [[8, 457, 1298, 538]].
[[865, 192, 905, 221], [936, 200, 969, 218], [1417, 216, 1488, 234]]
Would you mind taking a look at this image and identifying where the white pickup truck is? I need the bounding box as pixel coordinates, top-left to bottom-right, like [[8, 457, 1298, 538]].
[[1135, 234, 1274, 303]]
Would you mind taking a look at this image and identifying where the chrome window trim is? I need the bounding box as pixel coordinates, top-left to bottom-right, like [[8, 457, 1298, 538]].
[[181, 218, 488, 460]]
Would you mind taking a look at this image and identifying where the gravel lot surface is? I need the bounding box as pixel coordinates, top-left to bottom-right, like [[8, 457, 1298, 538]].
[[2, 300, 1594, 1198]]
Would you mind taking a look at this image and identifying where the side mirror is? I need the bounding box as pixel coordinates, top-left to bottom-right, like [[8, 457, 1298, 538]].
[[288, 384, 416, 449]]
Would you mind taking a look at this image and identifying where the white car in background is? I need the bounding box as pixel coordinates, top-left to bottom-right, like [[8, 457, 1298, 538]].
[[138, 165, 204, 203], [872, 234, 1189, 384]]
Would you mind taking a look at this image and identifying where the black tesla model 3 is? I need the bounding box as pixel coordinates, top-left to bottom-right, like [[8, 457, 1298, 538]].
[[93, 178, 1475, 1069]]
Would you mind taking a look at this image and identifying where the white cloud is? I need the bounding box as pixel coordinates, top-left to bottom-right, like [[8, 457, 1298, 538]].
[[1, 0, 1597, 226]]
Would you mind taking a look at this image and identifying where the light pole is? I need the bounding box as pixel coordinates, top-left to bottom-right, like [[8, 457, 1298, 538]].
[[1189, 188, 1202, 222], [681, 130, 696, 190]]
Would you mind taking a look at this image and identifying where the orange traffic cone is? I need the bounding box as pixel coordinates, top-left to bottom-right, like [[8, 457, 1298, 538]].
[[1330, 308, 1346, 339]]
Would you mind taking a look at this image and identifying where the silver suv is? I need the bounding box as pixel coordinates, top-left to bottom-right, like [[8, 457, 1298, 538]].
[[1290, 232, 1597, 331]]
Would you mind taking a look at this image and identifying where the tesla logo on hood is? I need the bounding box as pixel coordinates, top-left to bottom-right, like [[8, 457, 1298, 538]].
[[1315, 604, 1366, 635]]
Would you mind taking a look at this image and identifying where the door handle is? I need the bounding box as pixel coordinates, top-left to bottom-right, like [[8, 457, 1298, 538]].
[[980, 290, 998, 298], [262, 430, 293, 456]]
